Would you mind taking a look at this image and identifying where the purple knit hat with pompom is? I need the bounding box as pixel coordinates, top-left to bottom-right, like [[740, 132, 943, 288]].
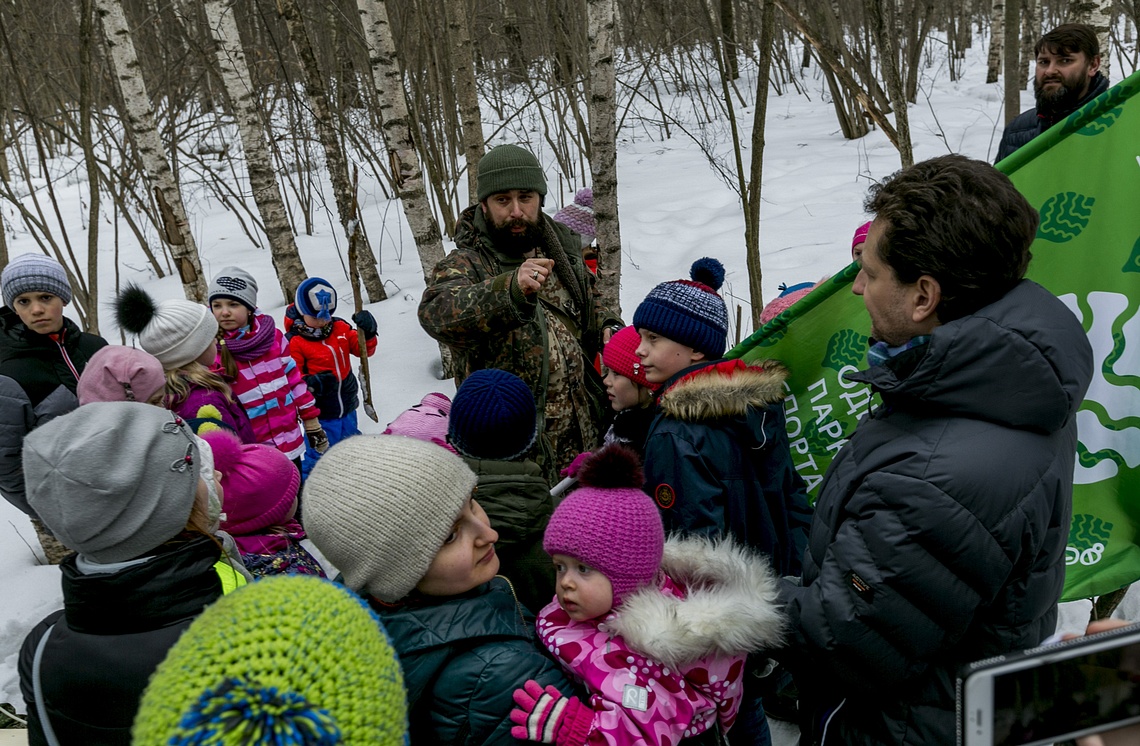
[[632, 257, 729, 358], [553, 188, 596, 242], [543, 444, 663, 605]]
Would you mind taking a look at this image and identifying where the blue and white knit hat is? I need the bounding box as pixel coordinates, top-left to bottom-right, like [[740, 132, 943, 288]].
[[295, 277, 337, 322], [632, 258, 729, 359], [208, 267, 259, 312], [448, 369, 537, 461], [132, 575, 409, 745], [2, 253, 72, 308]]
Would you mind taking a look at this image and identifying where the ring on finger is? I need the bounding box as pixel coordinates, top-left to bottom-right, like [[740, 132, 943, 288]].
[[532, 270, 540, 280]]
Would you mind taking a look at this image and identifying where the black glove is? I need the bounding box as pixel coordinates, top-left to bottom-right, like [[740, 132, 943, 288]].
[[304, 372, 337, 398], [352, 310, 377, 339]]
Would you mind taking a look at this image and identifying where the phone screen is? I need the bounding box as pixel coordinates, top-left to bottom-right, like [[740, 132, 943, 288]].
[[989, 637, 1140, 745]]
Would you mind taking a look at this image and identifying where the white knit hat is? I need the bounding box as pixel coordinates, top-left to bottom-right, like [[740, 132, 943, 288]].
[[303, 435, 478, 602], [115, 284, 219, 370]]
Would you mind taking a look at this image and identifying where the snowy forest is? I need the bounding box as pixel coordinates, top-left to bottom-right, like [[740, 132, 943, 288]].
[[0, 0, 1133, 335]]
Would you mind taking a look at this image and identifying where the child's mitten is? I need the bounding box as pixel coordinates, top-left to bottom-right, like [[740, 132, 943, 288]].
[[304, 419, 329, 454], [509, 680, 592, 745], [352, 310, 377, 339]]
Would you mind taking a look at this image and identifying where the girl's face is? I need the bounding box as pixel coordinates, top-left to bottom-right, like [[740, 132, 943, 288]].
[[211, 298, 250, 331], [195, 341, 218, 367], [552, 553, 613, 621], [603, 368, 648, 412], [415, 497, 500, 596]]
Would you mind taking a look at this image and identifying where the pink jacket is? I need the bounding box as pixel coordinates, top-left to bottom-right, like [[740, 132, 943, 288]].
[[223, 315, 318, 460], [535, 537, 786, 746]]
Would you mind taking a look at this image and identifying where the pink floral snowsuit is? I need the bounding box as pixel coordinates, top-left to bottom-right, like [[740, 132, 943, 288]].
[[536, 574, 746, 746]]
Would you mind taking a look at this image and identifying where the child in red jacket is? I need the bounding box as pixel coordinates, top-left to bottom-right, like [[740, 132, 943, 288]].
[[284, 277, 377, 478]]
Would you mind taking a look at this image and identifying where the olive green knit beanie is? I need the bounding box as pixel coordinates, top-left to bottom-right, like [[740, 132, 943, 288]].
[[476, 144, 547, 202], [132, 575, 408, 745]]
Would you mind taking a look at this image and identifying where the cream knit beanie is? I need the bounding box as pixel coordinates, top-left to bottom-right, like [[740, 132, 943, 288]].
[[303, 435, 478, 602]]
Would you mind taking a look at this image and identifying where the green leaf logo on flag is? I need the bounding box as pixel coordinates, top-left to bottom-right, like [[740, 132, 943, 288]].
[[1068, 513, 1113, 568], [822, 329, 867, 371], [1037, 192, 1095, 243], [1124, 236, 1140, 274]]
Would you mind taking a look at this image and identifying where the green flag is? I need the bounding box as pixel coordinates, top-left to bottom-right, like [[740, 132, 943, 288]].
[[728, 69, 1140, 602]]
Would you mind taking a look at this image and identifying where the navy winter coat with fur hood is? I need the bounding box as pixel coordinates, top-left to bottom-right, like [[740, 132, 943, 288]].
[[779, 280, 1093, 745], [642, 359, 813, 577]]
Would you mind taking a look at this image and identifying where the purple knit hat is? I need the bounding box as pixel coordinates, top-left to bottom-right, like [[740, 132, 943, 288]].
[[553, 188, 595, 243], [543, 444, 664, 605], [852, 221, 872, 251]]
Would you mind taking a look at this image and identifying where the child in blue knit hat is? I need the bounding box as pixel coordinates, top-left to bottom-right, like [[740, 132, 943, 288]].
[[448, 368, 555, 614], [284, 276, 378, 478], [633, 257, 813, 746]]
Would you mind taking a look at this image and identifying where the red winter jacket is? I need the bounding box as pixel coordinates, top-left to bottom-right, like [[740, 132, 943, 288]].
[[284, 305, 377, 420]]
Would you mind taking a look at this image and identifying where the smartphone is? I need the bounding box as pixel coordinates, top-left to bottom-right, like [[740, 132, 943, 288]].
[[958, 622, 1140, 746]]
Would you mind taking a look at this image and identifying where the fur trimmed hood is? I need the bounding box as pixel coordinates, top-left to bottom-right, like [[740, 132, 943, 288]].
[[606, 536, 785, 668], [657, 359, 788, 422]]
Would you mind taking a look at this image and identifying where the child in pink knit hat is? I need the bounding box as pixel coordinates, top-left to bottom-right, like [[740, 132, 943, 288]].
[[199, 428, 325, 578], [382, 391, 456, 453], [599, 326, 658, 458], [510, 444, 785, 746]]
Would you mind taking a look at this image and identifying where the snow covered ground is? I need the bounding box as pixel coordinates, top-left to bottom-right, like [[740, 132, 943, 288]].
[[1, 31, 1137, 734]]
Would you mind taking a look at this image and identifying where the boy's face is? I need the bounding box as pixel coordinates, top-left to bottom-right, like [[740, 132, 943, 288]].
[[415, 497, 500, 597], [635, 329, 705, 384], [210, 298, 250, 331], [302, 313, 331, 329], [552, 553, 613, 622], [12, 291, 65, 335]]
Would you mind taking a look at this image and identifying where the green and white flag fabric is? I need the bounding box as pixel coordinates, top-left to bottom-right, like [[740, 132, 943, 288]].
[[727, 69, 1140, 602]]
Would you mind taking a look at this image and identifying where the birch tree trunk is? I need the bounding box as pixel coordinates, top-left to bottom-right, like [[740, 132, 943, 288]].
[[866, 0, 913, 167], [444, 0, 484, 205], [587, 0, 623, 318], [1069, 0, 1113, 80], [744, 0, 776, 332], [276, 0, 386, 302], [1019, 0, 1039, 89], [202, 0, 307, 304], [94, 0, 207, 301], [987, 0, 1004, 84], [1003, 0, 1022, 125], [356, 0, 445, 282]]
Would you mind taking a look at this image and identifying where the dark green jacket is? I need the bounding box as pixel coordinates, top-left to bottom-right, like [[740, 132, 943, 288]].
[[368, 577, 576, 745]]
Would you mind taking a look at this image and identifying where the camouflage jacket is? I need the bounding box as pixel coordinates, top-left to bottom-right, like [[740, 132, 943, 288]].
[[419, 204, 618, 397]]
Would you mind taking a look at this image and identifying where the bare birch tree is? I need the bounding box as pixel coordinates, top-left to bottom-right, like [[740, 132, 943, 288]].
[[444, 0, 484, 205], [94, 0, 207, 301], [201, 0, 307, 304], [1069, 0, 1113, 79], [356, 0, 445, 282], [987, 0, 1005, 83], [79, 0, 101, 333], [743, 0, 777, 331], [1004, 0, 1022, 125], [276, 0, 386, 302], [586, 0, 623, 317]]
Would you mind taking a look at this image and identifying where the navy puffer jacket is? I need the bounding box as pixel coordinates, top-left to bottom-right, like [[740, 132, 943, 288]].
[[779, 280, 1093, 745], [995, 72, 1109, 162]]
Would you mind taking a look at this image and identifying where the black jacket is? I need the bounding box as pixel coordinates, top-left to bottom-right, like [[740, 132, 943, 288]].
[[0, 307, 105, 516], [995, 72, 1110, 162], [19, 537, 224, 746], [642, 360, 813, 577], [779, 281, 1093, 745], [369, 577, 576, 745]]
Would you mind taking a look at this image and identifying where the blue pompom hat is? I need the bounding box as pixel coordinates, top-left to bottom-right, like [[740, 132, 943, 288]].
[[448, 369, 538, 461], [632, 257, 729, 359], [295, 277, 337, 322]]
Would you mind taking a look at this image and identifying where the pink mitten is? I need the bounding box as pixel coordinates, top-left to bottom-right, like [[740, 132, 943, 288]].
[[509, 680, 591, 745], [560, 451, 593, 479]]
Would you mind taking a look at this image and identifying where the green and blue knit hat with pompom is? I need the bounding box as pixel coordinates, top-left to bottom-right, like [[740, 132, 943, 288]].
[[132, 575, 408, 745]]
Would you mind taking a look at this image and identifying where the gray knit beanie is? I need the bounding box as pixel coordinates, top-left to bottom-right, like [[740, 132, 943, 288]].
[[2, 253, 73, 308], [476, 144, 547, 202], [303, 435, 478, 602], [208, 266, 259, 311], [24, 402, 202, 563]]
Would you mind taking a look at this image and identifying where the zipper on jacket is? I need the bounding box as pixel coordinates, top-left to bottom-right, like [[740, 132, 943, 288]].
[[50, 332, 80, 383]]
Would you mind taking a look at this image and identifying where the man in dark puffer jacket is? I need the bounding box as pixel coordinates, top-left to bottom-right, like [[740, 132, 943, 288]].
[[778, 155, 1093, 745], [995, 23, 1108, 163]]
